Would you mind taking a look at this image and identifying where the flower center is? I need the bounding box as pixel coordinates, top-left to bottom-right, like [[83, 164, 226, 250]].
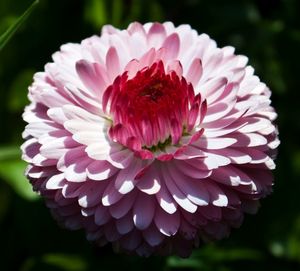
[[103, 61, 203, 153]]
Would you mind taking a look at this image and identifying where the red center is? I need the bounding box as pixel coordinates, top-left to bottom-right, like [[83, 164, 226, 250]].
[[120, 62, 188, 128], [102, 61, 201, 151]]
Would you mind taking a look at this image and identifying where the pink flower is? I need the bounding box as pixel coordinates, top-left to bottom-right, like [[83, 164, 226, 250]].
[[21, 22, 279, 257]]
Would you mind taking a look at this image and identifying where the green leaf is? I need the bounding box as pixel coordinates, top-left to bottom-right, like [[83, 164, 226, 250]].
[[149, 1, 163, 22], [0, 150, 39, 200], [112, 0, 123, 26], [167, 245, 264, 270], [42, 254, 88, 271], [8, 69, 34, 112], [0, 145, 21, 160], [84, 0, 107, 29], [0, 0, 39, 51], [287, 216, 300, 262], [167, 257, 205, 269]]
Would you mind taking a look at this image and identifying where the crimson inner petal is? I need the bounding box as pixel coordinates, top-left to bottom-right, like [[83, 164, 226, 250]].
[[103, 61, 201, 150]]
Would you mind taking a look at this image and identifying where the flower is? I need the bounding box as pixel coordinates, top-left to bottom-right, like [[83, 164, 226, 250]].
[[21, 22, 279, 257]]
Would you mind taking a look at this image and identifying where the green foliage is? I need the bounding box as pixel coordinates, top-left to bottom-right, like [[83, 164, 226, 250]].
[[0, 0, 300, 270], [0, 146, 38, 200], [84, 0, 107, 29], [0, 0, 39, 50], [41, 254, 88, 271]]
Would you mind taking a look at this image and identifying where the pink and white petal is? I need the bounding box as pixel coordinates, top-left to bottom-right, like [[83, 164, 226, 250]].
[[128, 22, 147, 37], [167, 163, 210, 206], [109, 190, 137, 219], [175, 160, 211, 179], [209, 148, 252, 164], [57, 146, 86, 171], [147, 23, 167, 48], [25, 121, 60, 138], [102, 179, 123, 206], [64, 157, 91, 183], [47, 107, 69, 125], [133, 193, 155, 230], [154, 207, 180, 236], [164, 165, 198, 213], [193, 136, 237, 150], [202, 152, 231, 170], [114, 158, 149, 194], [185, 58, 203, 87], [63, 84, 102, 114], [201, 109, 247, 132], [108, 147, 135, 169], [40, 136, 78, 159], [106, 46, 121, 81], [204, 181, 228, 207], [85, 141, 115, 162], [26, 165, 57, 179], [86, 160, 118, 181], [230, 132, 268, 147], [76, 60, 108, 95], [61, 183, 82, 198], [21, 138, 41, 163], [211, 165, 254, 186], [162, 33, 180, 60], [201, 77, 228, 102], [174, 145, 206, 160], [62, 104, 105, 123], [78, 182, 107, 208], [167, 60, 183, 77], [72, 130, 108, 146], [46, 173, 65, 189], [136, 164, 161, 195], [237, 117, 272, 134], [155, 180, 178, 215]]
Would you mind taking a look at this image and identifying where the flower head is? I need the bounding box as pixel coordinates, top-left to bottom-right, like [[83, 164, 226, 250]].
[[21, 22, 279, 257]]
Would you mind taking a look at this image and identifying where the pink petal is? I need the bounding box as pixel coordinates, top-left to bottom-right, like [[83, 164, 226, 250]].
[[116, 212, 134, 234], [162, 33, 180, 60], [119, 230, 142, 251], [193, 136, 237, 150], [106, 46, 121, 81], [154, 207, 180, 236], [102, 180, 123, 206], [136, 165, 161, 195], [186, 58, 202, 87], [163, 165, 198, 213], [86, 160, 118, 181], [109, 190, 137, 219], [46, 173, 65, 189], [143, 224, 165, 246], [133, 193, 155, 230], [147, 23, 167, 48], [155, 181, 177, 214], [230, 132, 268, 147], [76, 60, 107, 94], [205, 182, 228, 207], [77, 182, 107, 208], [114, 159, 148, 194], [167, 163, 210, 206], [94, 205, 111, 226]]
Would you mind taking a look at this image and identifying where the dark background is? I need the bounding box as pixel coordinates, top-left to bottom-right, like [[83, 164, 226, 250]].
[[0, 0, 299, 270]]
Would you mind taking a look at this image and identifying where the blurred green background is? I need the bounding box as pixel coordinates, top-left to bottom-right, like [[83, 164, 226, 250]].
[[0, 0, 299, 270]]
